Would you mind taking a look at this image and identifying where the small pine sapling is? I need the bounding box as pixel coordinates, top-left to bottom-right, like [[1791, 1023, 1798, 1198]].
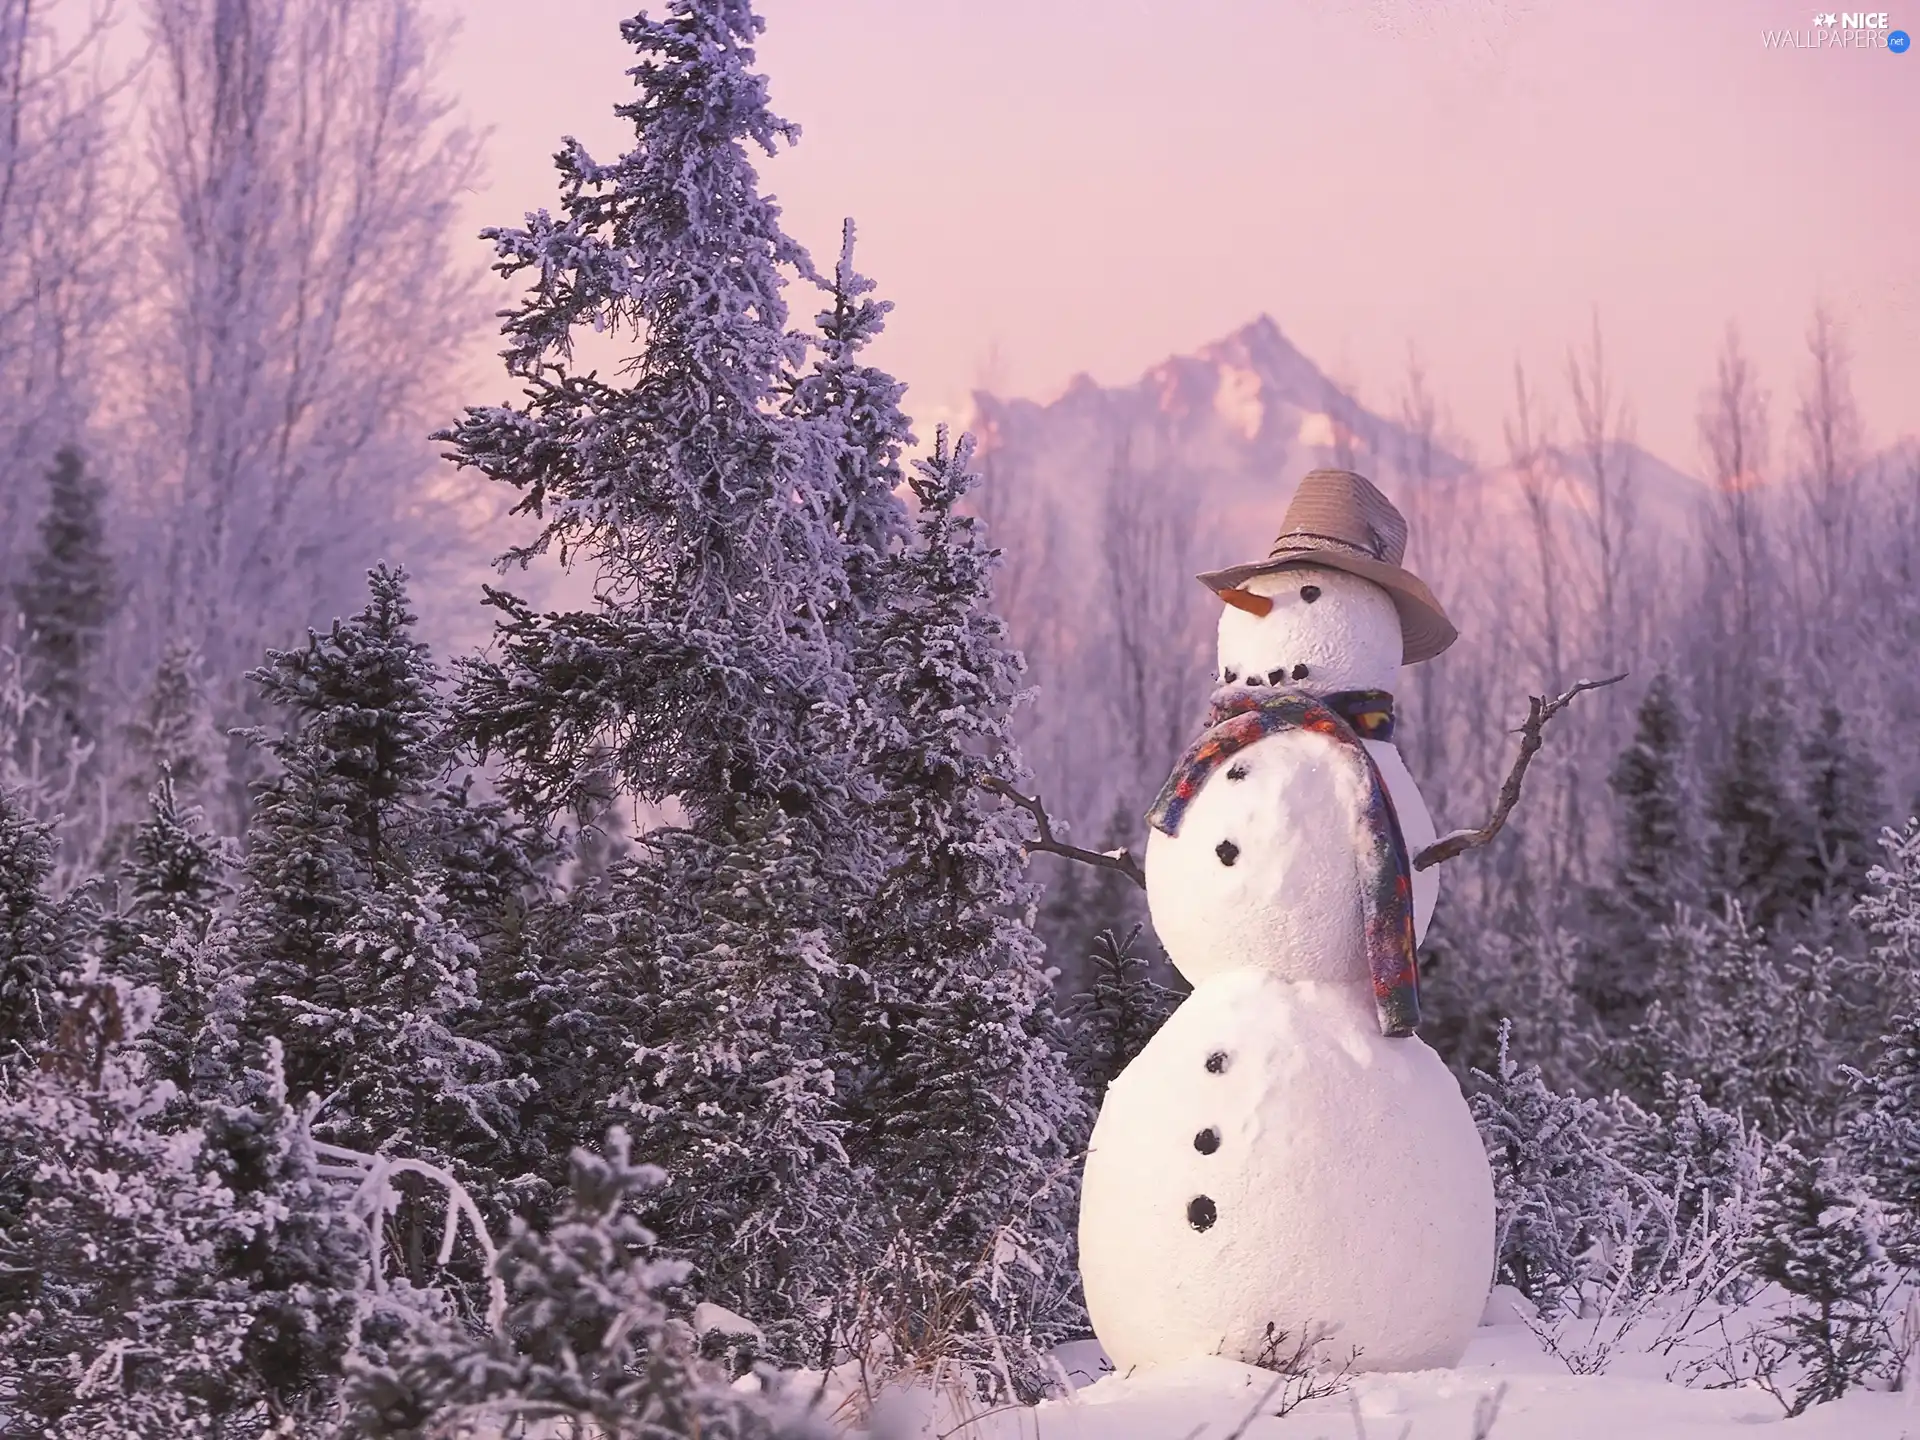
[[1064, 923, 1181, 1098], [1470, 1020, 1614, 1316], [0, 973, 369, 1434], [1743, 1142, 1894, 1414], [344, 1127, 827, 1440]]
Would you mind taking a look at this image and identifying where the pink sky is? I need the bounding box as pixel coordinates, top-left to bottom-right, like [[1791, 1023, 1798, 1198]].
[[446, 0, 1919, 473]]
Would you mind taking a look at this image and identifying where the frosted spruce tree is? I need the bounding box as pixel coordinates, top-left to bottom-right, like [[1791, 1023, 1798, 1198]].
[[0, 787, 66, 1076], [444, 0, 856, 833], [1841, 820, 1920, 1262], [437, 0, 1090, 1372], [11, 447, 116, 762], [99, 773, 236, 1098], [203, 567, 522, 1204], [1798, 705, 1885, 918], [840, 430, 1090, 1391], [1586, 672, 1699, 1022], [1743, 1144, 1892, 1414], [1707, 688, 1813, 934], [793, 230, 1094, 1385], [437, 0, 876, 1354]]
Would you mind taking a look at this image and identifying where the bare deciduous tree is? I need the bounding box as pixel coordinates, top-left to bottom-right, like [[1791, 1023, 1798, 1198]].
[[0, 0, 124, 604], [1100, 435, 1212, 787], [1565, 310, 1641, 674], [1505, 360, 1565, 688], [131, 0, 487, 696], [1790, 304, 1864, 638], [1695, 324, 1774, 684], [1324, 369, 1379, 475]]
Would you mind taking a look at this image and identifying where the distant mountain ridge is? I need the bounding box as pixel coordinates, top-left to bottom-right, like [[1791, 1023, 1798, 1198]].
[[967, 314, 1715, 569]]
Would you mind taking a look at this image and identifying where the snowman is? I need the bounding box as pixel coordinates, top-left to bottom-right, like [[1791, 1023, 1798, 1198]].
[[1077, 468, 1495, 1377]]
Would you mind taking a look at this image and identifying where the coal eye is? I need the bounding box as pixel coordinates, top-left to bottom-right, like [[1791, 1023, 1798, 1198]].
[[1299, 585, 1322, 604]]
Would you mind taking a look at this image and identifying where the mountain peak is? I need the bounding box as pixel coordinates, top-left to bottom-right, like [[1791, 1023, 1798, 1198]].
[[1196, 314, 1336, 411]]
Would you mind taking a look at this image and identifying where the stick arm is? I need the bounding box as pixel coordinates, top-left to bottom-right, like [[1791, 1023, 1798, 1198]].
[[1412, 672, 1628, 871]]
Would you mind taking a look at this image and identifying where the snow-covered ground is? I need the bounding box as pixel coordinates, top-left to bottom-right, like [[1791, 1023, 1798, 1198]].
[[1035, 1330, 1911, 1440], [818, 1319, 1920, 1440]]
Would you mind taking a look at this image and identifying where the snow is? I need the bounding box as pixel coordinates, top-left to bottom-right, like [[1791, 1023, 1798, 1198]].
[[1079, 972, 1494, 1374], [851, 1326, 1920, 1439], [1214, 362, 1267, 441], [694, 1301, 764, 1341], [1042, 1334, 1914, 1439]]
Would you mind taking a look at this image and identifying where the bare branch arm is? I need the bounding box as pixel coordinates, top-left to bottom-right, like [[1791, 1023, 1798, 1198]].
[[981, 776, 1148, 890], [1414, 673, 1628, 871]]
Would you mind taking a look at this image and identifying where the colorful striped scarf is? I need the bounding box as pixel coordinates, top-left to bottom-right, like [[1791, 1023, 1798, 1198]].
[[1145, 686, 1420, 1038]]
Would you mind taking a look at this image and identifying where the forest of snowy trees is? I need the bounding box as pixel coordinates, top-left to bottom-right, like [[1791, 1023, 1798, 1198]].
[[2, 0, 1919, 1435]]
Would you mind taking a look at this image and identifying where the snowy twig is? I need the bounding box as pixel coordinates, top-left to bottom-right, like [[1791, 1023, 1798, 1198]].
[[310, 1139, 508, 1333], [980, 777, 1147, 890], [1413, 673, 1628, 871], [1470, 1383, 1509, 1439], [1221, 1373, 1288, 1440]]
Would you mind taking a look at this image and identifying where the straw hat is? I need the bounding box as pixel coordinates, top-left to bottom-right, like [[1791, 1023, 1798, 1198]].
[[1196, 468, 1457, 665]]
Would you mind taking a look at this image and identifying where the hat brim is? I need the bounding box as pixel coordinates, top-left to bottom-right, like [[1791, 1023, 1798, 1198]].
[[1196, 550, 1458, 666]]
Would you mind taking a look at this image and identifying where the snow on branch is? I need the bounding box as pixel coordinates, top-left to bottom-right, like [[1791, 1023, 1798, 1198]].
[[310, 1138, 508, 1333], [1414, 673, 1628, 872], [980, 776, 1147, 891]]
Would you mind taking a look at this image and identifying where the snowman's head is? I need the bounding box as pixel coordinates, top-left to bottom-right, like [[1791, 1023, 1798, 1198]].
[[1215, 564, 1403, 696]]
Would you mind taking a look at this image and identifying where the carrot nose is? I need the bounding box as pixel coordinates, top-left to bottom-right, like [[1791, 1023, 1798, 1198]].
[[1218, 587, 1273, 617]]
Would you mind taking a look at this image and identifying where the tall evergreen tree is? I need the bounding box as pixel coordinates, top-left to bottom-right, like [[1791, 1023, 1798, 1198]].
[[11, 447, 115, 757], [1706, 687, 1812, 933], [208, 567, 520, 1188], [1609, 672, 1697, 928], [1798, 705, 1884, 918], [435, 0, 882, 1358], [1590, 670, 1698, 1025], [841, 430, 1090, 1390], [443, 0, 858, 836], [121, 641, 227, 812], [0, 788, 65, 1076]]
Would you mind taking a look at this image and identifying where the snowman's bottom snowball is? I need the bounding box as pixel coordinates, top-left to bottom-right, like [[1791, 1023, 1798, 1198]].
[[1077, 972, 1495, 1376]]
